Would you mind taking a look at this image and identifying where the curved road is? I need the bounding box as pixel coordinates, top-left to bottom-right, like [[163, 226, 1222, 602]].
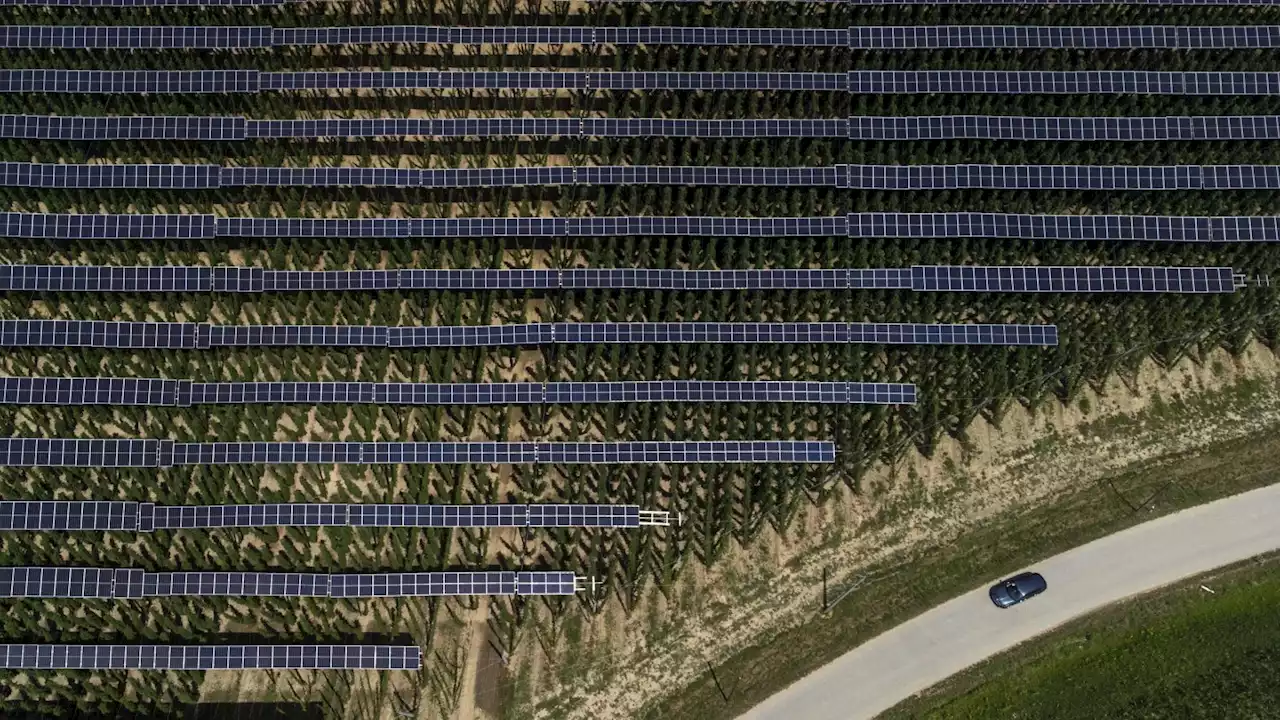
[[741, 482, 1280, 720]]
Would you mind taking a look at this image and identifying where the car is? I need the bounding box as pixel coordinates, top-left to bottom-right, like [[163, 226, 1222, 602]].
[[989, 571, 1047, 608]]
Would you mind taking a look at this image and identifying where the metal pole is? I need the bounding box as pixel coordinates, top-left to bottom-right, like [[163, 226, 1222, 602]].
[[707, 661, 730, 703]]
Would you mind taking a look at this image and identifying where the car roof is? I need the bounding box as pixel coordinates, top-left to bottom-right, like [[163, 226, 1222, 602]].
[[1011, 572, 1046, 591]]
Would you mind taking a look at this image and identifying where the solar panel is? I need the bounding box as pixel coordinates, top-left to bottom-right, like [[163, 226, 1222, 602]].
[[0, 26, 272, 49], [911, 266, 1241, 293], [0, 70, 260, 94], [525, 504, 641, 528], [0, 377, 916, 407], [161, 441, 832, 465], [220, 165, 838, 189], [0, 115, 248, 141], [327, 571, 579, 597], [145, 572, 331, 597], [0, 163, 222, 190], [560, 268, 848, 289], [516, 571, 579, 595], [0, 439, 166, 467], [216, 216, 844, 238], [534, 441, 835, 463], [846, 213, 1280, 242], [846, 26, 1280, 49], [204, 325, 389, 348], [0, 265, 213, 292], [248, 117, 847, 140], [329, 572, 518, 597], [189, 382, 374, 404], [0, 214, 843, 239], [0, 567, 116, 598], [0, 377, 180, 405], [271, 26, 847, 47], [371, 383, 544, 404], [0, 567, 588, 599], [0, 320, 1057, 350], [0, 320, 200, 349], [846, 71, 1280, 95], [262, 270, 397, 291], [0, 502, 644, 531], [0, 213, 216, 240], [0, 0, 281, 5], [553, 322, 1054, 345], [850, 268, 915, 289], [841, 164, 1280, 190], [541, 381, 916, 403], [260, 71, 848, 92], [348, 504, 523, 527], [847, 116, 1280, 141], [0, 645, 421, 671], [151, 503, 348, 529], [7, 264, 1235, 294], [0, 501, 138, 530], [400, 269, 558, 290]]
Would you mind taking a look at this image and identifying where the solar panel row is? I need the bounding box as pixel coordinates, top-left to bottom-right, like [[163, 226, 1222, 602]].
[[0, 439, 837, 467], [13, 163, 1280, 190], [841, 164, 1280, 190], [911, 266, 1241, 293], [4, 213, 1276, 241], [12, 115, 1280, 142], [0, 320, 203, 349], [0, 26, 273, 49], [0, 162, 222, 190], [0, 0, 280, 5], [0, 378, 918, 407], [226, 165, 838, 188], [7, 26, 1280, 50], [215, 216, 846, 238], [274, 26, 850, 47], [0, 500, 644, 531], [0, 213, 216, 240], [846, 26, 1280, 48], [0, 26, 847, 49], [0, 70, 261, 94], [845, 213, 1280, 241], [258, 71, 847, 91], [0, 70, 843, 95], [0, 264, 1239, 294], [0, 320, 1057, 349], [12, 71, 1280, 96], [0, 500, 141, 531], [0, 567, 576, 597], [847, 71, 1280, 95], [848, 116, 1280, 141], [0, 114, 249, 141], [249, 117, 849, 139], [0, 213, 842, 239], [0, 645, 420, 671]]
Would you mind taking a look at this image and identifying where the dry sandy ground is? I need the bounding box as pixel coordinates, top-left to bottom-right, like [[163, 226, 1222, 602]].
[[517, 343, 1280, 720]]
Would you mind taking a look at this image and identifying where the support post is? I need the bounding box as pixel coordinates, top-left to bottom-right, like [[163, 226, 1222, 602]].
[[707, 660, 730, 703]]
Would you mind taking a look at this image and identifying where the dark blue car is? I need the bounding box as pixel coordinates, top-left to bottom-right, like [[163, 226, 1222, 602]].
[[989, 571, 1047, 608]]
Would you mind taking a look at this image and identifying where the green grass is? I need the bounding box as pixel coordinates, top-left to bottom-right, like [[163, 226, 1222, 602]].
[[882, 551, 1280, 720], [644, 392, 1280, 720]]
